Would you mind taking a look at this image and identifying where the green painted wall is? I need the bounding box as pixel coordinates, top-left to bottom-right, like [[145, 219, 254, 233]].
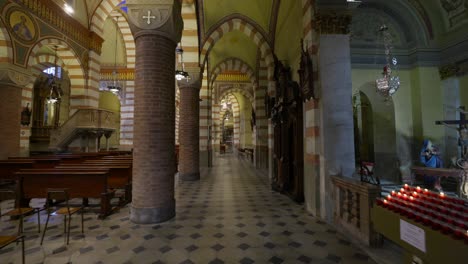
[[274, 0, 302, 81], [352, 67, 444, 171], [101, 18, 126, 66], [412, 67, 444, 145], [460, 75, 468, 108], [99, 91, 121, 147], [203, 0, 272, 33]]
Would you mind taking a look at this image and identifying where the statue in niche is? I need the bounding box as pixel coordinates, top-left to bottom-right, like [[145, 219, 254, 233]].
[[21, 103, 32, 126], [298, 39, 315, 101]]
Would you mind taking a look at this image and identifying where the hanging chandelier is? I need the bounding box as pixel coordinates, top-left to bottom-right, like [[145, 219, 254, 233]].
[[108, 16, 121, 94], [375, 24, 400, 98], [175, 42, 189, 81], [46, 45, 62, 104]]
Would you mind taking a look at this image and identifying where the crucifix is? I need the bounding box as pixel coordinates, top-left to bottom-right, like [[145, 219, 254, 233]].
[[435, 106, 468, 158], [143, 10, 156, 25]]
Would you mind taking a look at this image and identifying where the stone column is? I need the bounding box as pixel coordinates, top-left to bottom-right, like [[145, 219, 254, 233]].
[[316, 6, 354, 222], [178, 71, 201, 181], [127, 0, 183, 224]]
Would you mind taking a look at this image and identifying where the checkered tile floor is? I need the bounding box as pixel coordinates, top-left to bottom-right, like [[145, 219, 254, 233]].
[[1, 154, 376, 263]]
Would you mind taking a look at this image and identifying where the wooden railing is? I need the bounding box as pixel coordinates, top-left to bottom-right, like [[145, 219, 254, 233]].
[[331, 175, 382, 246], [50, 109, 118, 150]]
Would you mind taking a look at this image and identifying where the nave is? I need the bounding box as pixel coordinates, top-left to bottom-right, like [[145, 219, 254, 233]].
[[1, 155, 374, 264]]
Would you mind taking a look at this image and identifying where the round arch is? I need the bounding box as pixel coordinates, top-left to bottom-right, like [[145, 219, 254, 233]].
[[200, 18, 274, 73], [0, 19, 13, 64], [28, 38, 86, 110], [219, 92, 240, 147], [218, 87, 254, 107], [210, 57, 257, 87]]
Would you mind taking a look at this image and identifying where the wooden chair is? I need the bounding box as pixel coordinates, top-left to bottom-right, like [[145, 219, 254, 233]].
[[0, 235, 25, 264], [40, 189, 84, 245], [0, 189, 41, 235]]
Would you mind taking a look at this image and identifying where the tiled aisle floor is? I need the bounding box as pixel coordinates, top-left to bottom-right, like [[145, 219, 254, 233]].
[[1, 154, 376, 264]]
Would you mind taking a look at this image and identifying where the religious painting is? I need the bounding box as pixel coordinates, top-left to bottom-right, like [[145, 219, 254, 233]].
[[8, 10, 37, 42], [298, 39, 315, 101]]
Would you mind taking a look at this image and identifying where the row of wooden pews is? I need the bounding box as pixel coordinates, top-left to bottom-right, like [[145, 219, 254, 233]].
[[0, 151, 132, 219]]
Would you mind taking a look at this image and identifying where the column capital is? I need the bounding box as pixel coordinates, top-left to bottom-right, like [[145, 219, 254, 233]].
[[0, 66, 34, 87], [316, 0, 354, 36], [439, 64, 461, 80], [127, 0, 183, 44], [177, 68, 202, 90]]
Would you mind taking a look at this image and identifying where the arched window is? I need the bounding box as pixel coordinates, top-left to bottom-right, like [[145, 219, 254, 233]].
[[43, 66, 62, 79]]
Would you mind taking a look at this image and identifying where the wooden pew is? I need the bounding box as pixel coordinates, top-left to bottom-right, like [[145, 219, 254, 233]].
[[6, 158, 59, 168], [16, 171, 115, 219], [0, 161, 35, 184], [54, 165, 132, 203]]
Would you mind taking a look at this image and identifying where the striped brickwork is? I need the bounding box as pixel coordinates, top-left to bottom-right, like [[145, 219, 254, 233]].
[[199, 71, 209, 157], [211, 103, 220, 152], [302, 0, 320, 166], [256, 57, 269, 170]]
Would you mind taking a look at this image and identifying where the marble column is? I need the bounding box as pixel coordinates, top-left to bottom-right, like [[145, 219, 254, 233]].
[[178, 71, 201, 181], [127, 0, 183, 224], [316, 7, 354, 222]]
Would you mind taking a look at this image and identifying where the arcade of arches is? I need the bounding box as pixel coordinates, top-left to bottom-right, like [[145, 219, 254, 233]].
[[1, 0, 468, 263]]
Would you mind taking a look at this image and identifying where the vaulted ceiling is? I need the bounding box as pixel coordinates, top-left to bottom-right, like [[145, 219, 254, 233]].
[[48, 0, 468, 70]]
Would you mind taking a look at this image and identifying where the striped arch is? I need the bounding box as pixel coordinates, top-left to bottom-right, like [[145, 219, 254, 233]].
[[28, 38, 87, 111], [218, 87, 254, 107], [0, 19, 13, 63], [30, 54, 68, 77], [210, 57, 257, 87], [90, 0, 122, 37], [112, 12, 136, 68], [200, 18, 274, 72], [219, 93, 240, 147]]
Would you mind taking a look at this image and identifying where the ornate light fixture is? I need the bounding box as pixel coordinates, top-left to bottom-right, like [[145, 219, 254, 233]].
[[175, 42, 189, 80], [108, 16, 121, 94], [375, 24, 400, 98], [46, 45, 62, 104]]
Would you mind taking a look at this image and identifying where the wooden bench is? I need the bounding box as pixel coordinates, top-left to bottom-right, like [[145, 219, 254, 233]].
[[411, 166, 466, 196], [16, 171, 115, 219]]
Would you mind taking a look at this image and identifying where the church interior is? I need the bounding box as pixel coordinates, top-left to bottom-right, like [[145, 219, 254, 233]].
[[1, 0, 468, 263]]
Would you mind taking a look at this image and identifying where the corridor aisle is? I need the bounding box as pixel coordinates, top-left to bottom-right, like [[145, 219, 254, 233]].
[[0, 154, 375, 263]]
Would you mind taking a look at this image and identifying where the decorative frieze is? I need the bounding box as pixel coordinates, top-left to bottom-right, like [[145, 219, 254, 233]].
[[100, 69, 135, 81], [316, 11, 352, 35], [439, 64, 460, 80]]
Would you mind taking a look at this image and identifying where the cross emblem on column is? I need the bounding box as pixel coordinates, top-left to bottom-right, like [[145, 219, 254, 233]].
[[142, 10, 156, 25]]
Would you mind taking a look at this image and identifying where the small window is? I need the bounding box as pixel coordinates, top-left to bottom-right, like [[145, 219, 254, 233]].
[[43, 66, 62, 79]]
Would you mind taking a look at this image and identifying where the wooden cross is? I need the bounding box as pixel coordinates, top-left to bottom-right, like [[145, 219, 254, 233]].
[[435, 106, 468, 128], [143, 10, 156, 25]]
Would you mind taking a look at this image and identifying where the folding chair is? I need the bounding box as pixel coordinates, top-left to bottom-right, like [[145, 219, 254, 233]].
[[40, 188, 84, 245], [0, 189, 41, 235]]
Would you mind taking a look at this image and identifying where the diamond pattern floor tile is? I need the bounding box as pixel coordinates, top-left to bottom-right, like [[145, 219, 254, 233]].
[[0, 154, 376, 264]]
